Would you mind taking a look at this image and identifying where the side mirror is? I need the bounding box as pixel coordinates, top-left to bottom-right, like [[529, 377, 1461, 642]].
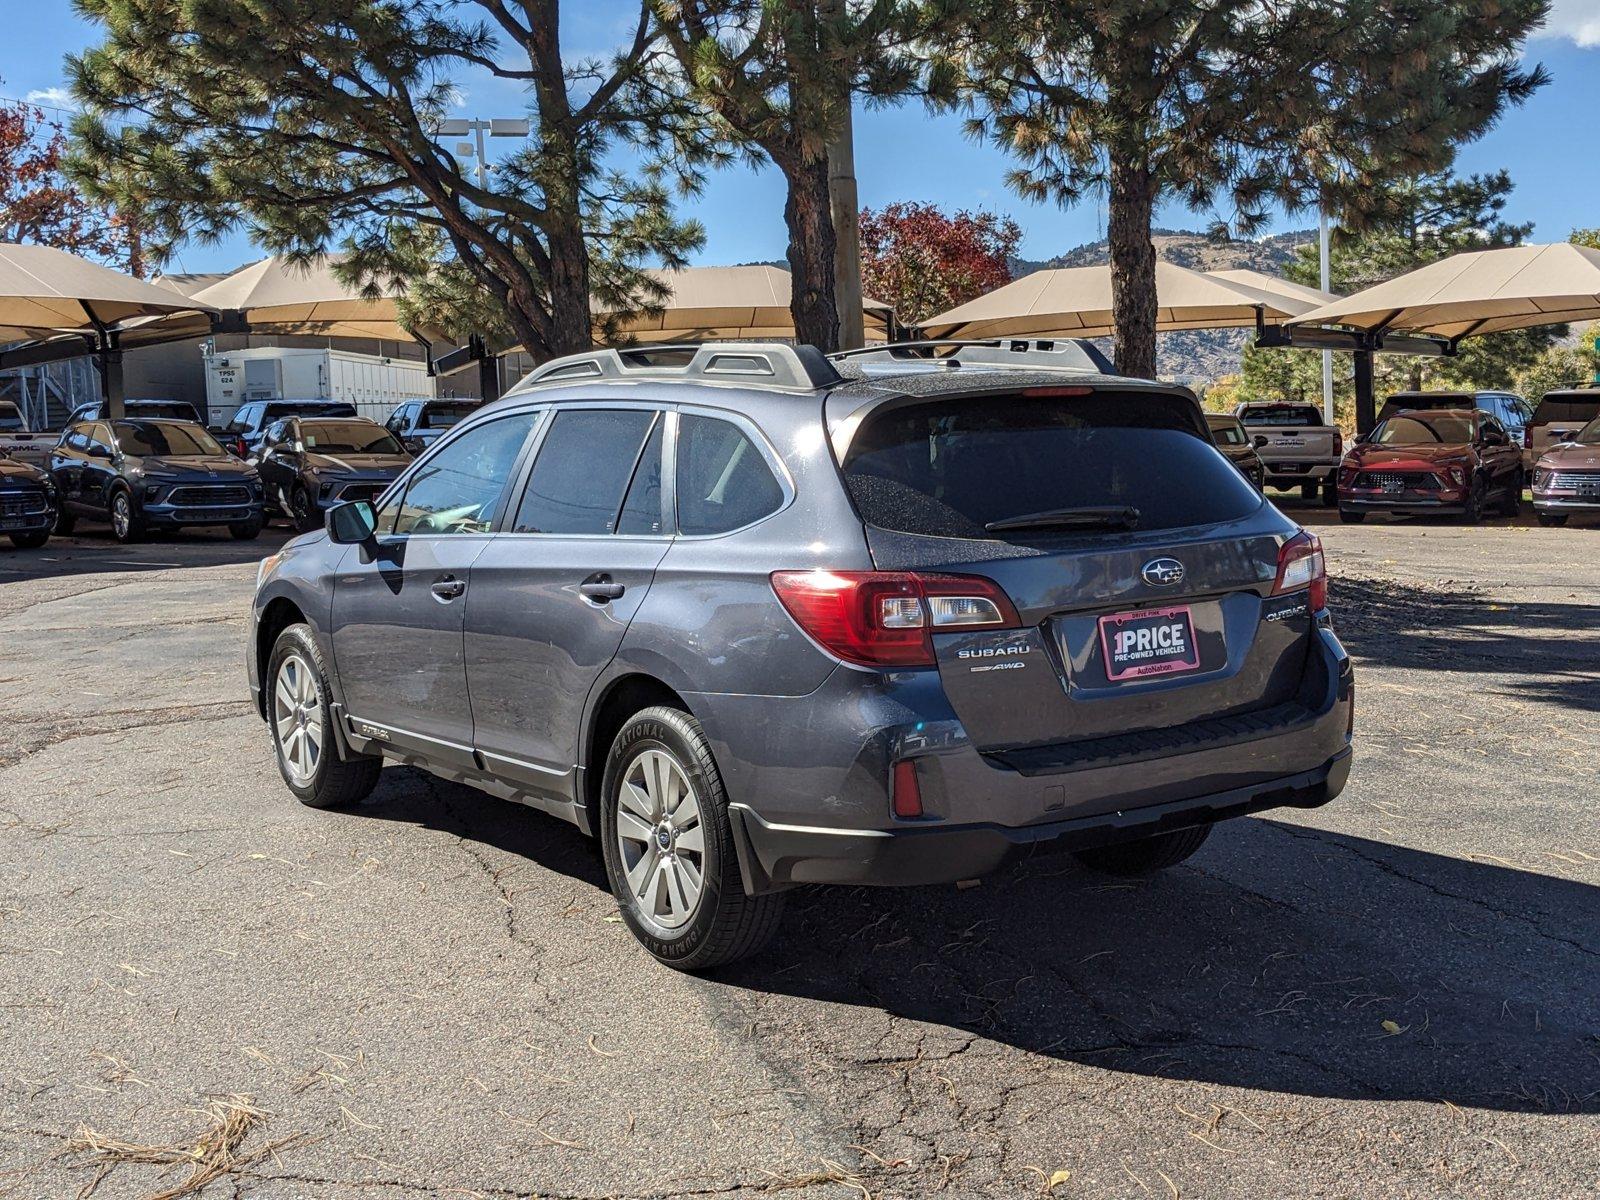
[[326, 499, 377, 544], [87, 444, 112, 459], [1251, 435, 1269, 449], [403, 437, 423, 455]]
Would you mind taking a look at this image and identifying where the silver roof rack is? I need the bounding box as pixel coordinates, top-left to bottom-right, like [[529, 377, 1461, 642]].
[[832, 338, 1114, 375], [516, 342, 843, 393]]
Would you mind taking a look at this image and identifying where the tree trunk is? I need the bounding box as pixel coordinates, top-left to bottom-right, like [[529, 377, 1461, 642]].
[[1108, 159, 1158, 380], [544, 217, 593, 357], [782, 150, 841, 352]]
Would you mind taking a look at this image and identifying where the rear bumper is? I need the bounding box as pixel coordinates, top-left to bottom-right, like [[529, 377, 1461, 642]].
[[1263, 463, 1335, 483], [699, 625, 1354, 895], [729, 748, 1350, 890]]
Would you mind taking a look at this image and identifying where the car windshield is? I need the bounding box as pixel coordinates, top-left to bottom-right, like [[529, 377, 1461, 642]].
[[300, 422, 402, 454], [420, 403, 476, 429], [842, 392, 1260, 540], [1239, 405, 1322, 427], [114, 420, 224, 457], [1206, 416, 1248, 446], [1372, 414, 1475, 445]]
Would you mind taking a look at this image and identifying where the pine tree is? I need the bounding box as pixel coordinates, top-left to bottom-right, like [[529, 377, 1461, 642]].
[[647, 0, 945, 351], [66, 0, 706, 359], [954, 1, 1549, 379]]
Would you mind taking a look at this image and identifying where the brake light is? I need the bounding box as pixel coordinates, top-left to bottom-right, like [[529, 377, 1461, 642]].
[[1272, 532, 1327, 611], [770, 570, 1021, 668], [1020, 386, 1094, 397]]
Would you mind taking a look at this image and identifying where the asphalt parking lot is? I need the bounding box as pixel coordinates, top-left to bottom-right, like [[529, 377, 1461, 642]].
[[1, 505, 1596, 1200]]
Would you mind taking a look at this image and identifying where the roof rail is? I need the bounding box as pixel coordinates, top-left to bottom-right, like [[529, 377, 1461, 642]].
[[518, 342, 843, 392], [832, 338, 1114, 375]]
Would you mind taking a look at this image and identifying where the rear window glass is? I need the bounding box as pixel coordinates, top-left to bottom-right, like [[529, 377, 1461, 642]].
[[266, 402, 358, 421], [420, 402, 477, 429], [1532, 394, 1600, 425], [300, 422, 402, 454], [843, 393, 1260, 540], [1239, 405, 1323, 427]]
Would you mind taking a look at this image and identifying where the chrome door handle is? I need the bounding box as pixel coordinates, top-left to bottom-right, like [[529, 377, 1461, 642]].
[[431, 576, 466, 601]]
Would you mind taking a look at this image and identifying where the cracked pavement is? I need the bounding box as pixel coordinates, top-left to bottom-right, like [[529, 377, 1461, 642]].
[[1, 510, 1597, 1199]]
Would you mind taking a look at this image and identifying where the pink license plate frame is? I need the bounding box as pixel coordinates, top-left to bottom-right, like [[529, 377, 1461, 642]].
[[1098, 604, 1202, 682]]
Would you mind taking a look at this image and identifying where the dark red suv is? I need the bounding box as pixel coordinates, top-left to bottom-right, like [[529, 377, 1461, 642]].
[[1337, 408, 1522, 524]]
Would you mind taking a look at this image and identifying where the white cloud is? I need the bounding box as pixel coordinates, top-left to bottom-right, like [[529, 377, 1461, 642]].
[[24, 86, 77, 110], [1535, 0, 1600, 47]]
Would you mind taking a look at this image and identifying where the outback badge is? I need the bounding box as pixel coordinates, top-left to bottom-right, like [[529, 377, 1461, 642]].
[[1141, 557, 1186, 587]]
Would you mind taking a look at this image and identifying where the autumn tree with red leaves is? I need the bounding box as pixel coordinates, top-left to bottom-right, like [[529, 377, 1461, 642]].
[[858, 202, 1020, 328], [0, 92, 132, 269]]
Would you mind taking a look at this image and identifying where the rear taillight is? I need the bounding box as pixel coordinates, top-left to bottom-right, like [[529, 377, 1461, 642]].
[[770, 570, 1021, 668], [1272, 532, 1327, 611], [1333, 429, 1343, 456]]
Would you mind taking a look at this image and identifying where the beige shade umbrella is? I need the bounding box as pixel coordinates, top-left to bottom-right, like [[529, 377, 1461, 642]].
[[922, 261, 1322, 340], [1205, 268, 1338, 308], [188, 254, 420, 342], [1289, 243, 1600, 339], [0, 242, 213, 341], [601, 264, 894, 343]]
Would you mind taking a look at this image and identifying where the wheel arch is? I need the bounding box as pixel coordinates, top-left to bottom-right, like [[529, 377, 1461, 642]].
[[254, 596, 309, 719], [580, 672, 693, 836]]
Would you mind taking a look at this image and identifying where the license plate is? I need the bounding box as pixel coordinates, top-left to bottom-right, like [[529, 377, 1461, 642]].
[[1099, 605, 1201, 682], [0, 516, 24, 529], [1381, 480, 1404, 494], [183, 510, 230, 522]]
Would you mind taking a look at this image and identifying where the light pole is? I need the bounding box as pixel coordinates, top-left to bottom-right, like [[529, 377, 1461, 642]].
[[436, 117, 530, 191]]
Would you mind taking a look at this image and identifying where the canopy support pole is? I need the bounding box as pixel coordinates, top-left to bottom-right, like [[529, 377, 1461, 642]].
[[1353, 349, 1375, 436]]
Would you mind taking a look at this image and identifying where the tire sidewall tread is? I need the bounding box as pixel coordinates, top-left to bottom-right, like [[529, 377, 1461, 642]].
[[267, 623, 381, 809]]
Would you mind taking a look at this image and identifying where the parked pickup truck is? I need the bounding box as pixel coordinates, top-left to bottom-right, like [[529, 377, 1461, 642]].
[[1234, 402, 1343, 504], [0, 402, 57, 468]]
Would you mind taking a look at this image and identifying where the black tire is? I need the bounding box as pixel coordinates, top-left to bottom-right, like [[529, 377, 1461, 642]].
[[1537, 513, 1569, 528], [8, 530, 49, 549], [1300, 481, 1318, 500], [1459, 476, 1485, 525], [1498, 471, 1523, 517], [230, 515, 264, 540], [54, 509, 76, 535], [1339, 509, 1367, 524], [266, 623, 382, 808], [1321, 480, 1339, 507], [1073, 824, 1212, 876], [109, 486, 144, 544], [290, 483, 320, 534], [599, 706, 784, 971]]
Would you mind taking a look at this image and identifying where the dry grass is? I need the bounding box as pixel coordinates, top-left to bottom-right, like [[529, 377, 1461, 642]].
[[61, 1094, 305, 1200]]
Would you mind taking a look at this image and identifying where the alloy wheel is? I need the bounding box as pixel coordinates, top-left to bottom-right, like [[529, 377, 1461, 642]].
[[273, 653, 324, 787], [111, 493, 130, 539], [613, 748, 706, 933]]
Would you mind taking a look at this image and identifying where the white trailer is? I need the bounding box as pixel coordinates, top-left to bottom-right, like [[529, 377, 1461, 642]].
[[203, 347, 433, 425]]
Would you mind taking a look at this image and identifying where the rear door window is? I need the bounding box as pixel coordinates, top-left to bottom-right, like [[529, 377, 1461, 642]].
[[511, 409, 658, 535], [842, 392, 1260, 540], [676, 414, 785, 535]]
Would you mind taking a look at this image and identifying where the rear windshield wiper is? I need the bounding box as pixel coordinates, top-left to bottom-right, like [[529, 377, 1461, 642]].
[[985, 506, 1141, 534]]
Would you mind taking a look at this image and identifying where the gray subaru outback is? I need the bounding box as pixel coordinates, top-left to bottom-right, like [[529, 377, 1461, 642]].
[[247, 340, 1354, 970]]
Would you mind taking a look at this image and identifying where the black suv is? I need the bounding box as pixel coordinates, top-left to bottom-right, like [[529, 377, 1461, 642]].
[[252, 416, 412, 531], [222, 400, 359, 458], [51, 418, 264, 542], [249, 340, 1353, 970], [0, 453, 57, 549]]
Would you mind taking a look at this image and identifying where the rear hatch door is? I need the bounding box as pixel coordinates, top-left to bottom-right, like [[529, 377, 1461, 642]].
[[837, 384, 1314, 753]]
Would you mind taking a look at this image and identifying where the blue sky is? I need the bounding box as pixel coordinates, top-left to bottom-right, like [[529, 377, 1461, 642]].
[[5, 2, 1600, 275]]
